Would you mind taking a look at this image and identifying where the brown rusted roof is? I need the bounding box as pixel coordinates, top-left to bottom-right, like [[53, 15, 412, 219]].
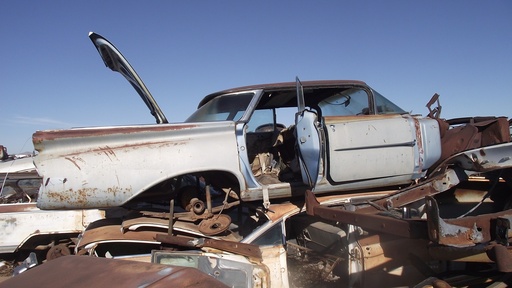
[[0, 255, 228, 288]]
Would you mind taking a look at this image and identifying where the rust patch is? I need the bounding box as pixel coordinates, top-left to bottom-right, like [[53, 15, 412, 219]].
[[305, 190, 428, 238], [44, 185, 132, 208], [32, 124, 199, 142], [0, 255, 229, 287], [61, 140, 189, 158], [64, 157, 82, 170], [413, 118, 424, 171], [324, 114, 402, 123], [101, 145, 117, 161], [426, 196, 512, 246], [0, 203, 37, 213]]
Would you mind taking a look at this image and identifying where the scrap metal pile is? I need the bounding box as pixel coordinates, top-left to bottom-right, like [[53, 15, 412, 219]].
[[1, 32, 512, 287], [0, 146, 40, 204]]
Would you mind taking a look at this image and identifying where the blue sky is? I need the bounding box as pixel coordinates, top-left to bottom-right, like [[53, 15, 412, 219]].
[[1, 1, 511, 154]]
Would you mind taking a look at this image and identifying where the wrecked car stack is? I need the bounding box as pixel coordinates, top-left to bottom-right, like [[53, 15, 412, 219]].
[[0, 146, 104, 265], [13, 32, 512, 287]]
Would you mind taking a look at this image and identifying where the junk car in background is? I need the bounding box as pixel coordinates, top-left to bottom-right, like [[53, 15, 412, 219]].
[[0, 146, 104, 274]]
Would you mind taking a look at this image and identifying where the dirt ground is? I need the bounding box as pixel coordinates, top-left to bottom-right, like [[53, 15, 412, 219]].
[[287, 256, 344, 288]]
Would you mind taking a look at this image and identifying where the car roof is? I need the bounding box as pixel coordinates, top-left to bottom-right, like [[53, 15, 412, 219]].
[[0, 255, 228, 288], [198, 80, 368, 108]]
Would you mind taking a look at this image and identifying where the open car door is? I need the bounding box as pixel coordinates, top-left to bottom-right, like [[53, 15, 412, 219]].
[[295, 77, 322, 187]]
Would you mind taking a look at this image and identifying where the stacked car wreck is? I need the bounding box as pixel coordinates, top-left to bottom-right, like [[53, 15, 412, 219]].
[[0, 146, 104, 273], [18, 32, 512, 287]]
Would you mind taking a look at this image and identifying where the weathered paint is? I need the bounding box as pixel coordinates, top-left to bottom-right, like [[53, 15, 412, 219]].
[[0, 255, 229, 288], [425, 196, 512, 247], [325, 115, 417, 183], [305, 189, 428, 238], [0, 203, 104, 253], [451, 142, 512, 172], [260, 245, 290, 288], [32, 124, 199, 143], [34, 121, 245, 209]]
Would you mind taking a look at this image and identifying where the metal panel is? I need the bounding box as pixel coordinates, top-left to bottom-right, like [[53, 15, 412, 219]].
[[0, 204, 104, 253], [417, 118, 442, 169], [0, 255, 229, 288], [295, 110, 321, 187], [325, 115, 416, 183], [34, 121, 243, 209]]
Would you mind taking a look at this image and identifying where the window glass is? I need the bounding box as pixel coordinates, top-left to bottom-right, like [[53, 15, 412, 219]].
[[251, 221, 283, 246], [246, 109, 274, 132], [318, 88, 370, 116], [246, 107, 297, 132], [373, 89, 406, 114], [186, 92, 254, 122], [275, 107, 297, 127]]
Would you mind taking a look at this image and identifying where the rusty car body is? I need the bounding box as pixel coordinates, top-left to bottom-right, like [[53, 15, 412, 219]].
[[28, 32, 512, 286], [74, 180, 512, 287], [0, 255, 229, 288], [35, 33, 446, 211]]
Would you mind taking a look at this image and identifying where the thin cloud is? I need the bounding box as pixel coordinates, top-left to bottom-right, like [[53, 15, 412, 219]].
[[11, 116, 73, 127]]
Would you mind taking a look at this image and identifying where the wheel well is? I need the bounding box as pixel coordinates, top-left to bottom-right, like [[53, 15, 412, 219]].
[[123, 170, 241, 209]]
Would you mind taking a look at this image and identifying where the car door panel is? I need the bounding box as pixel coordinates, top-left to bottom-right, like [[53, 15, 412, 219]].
[[324, 115, 416, 183], [295, 77, 322, 187]]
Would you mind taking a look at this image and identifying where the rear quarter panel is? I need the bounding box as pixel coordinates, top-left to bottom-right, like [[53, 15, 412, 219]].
[[33, 122, 242, 209]]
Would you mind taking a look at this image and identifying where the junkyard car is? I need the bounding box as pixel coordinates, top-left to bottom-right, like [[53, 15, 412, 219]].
[[29, 32, 512, 286], [34, 33, 450, 211]]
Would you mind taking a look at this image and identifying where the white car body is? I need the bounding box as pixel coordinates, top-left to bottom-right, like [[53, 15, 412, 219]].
[[33, 32, 442, 210]]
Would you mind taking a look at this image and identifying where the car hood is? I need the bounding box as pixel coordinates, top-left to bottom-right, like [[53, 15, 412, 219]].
[[88, 32, 168, 124]]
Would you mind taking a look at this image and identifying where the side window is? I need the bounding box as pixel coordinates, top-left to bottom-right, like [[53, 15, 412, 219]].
[[318, 88, 370, 116], [251, 221, 284, 246], [246, 107, 296, 132], [373, 89, 406, 114], [246, 109, 274, 132], [275, 107, 296, 128]]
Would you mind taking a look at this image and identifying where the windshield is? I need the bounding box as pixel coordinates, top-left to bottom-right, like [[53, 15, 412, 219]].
[[186, 92, 254, 122]]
